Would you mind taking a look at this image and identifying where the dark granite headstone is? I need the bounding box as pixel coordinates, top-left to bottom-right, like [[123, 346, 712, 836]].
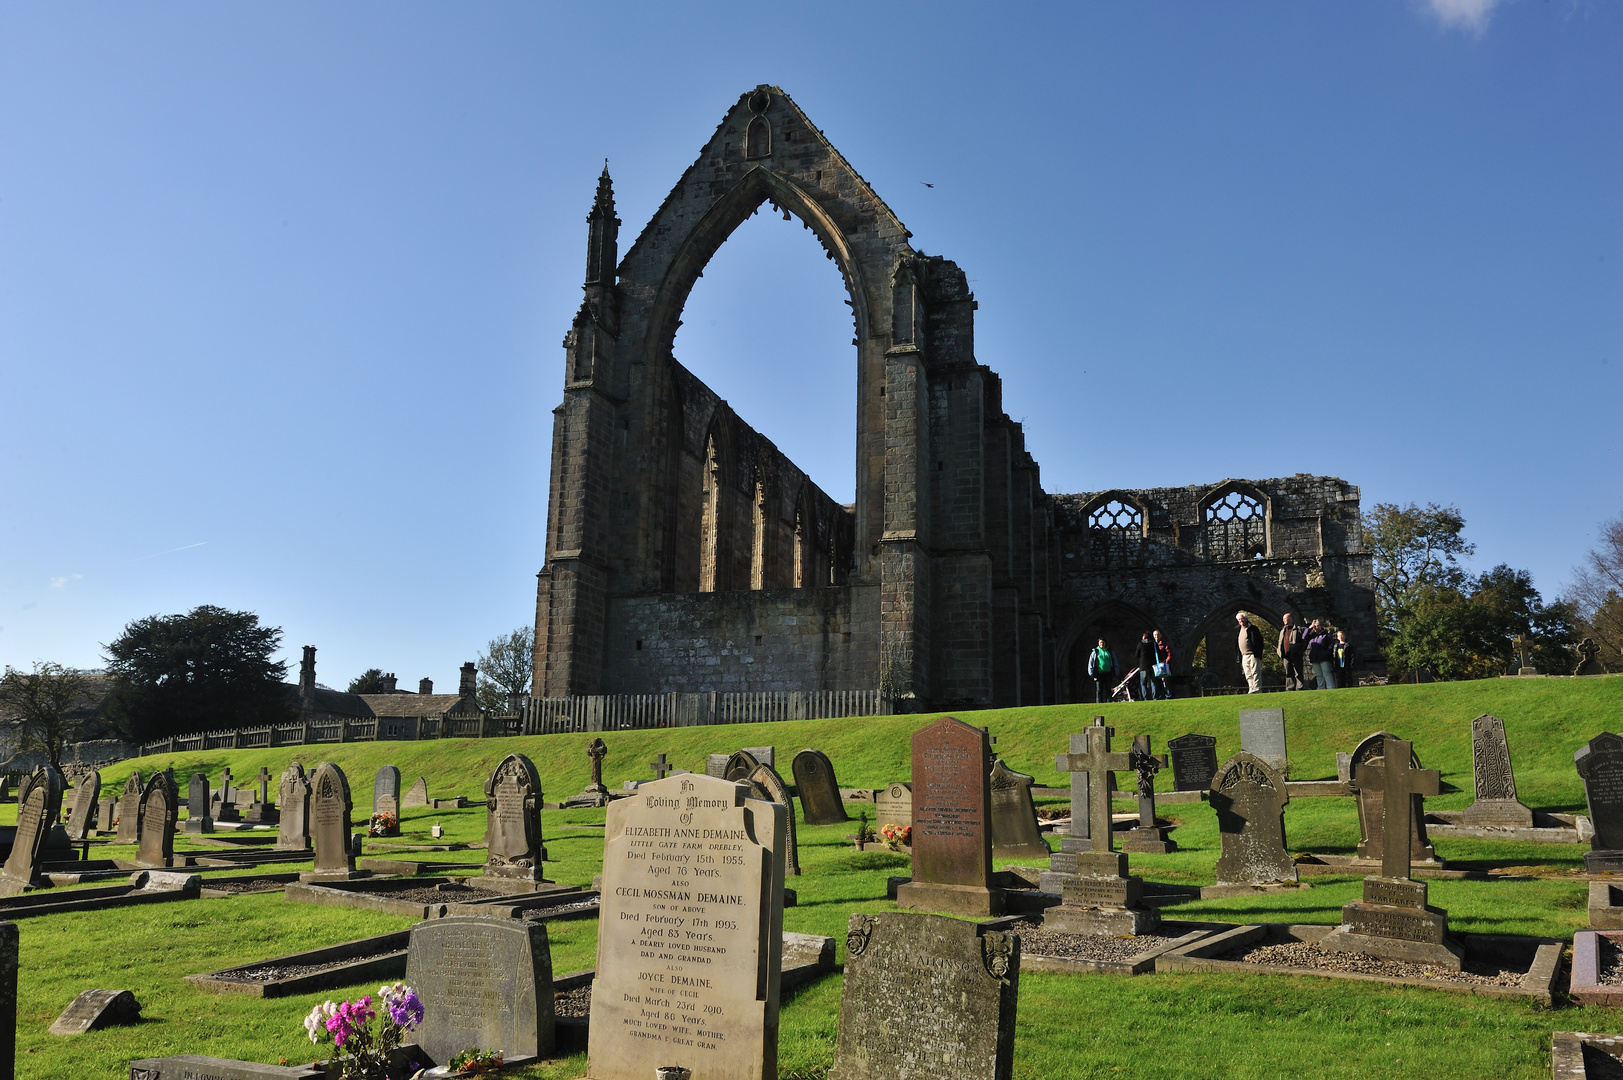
[[896, 717, 1000, 916], [1239, 708, 1288, 776], [373, 765, 401, 820], [829, 912, 1018, 1080], [1350, 732, 1438, 865], [117, 772, 143, 845], [480, 753, 547, 890], [136, 771, 177, 869], [792, 748, 848, 826], [276, 763, 310, 851], [1210, 752, 1297, 886], [64, 771, 101, 842], [1577, 732, 1623, 873], [307, 762, 354, 875], [0, 766, 64, 896], [49, 988, 141, 1035], [745, 761, 801, 876], [184, 773, 213, 834], [1167, 733, 1219, 792], [1461, 714, 1533, 826], [402, 776, 429, 808], [404, 916, 553, 1068], [0, 921, 14, 1079], [989, 759, 1049, 860]]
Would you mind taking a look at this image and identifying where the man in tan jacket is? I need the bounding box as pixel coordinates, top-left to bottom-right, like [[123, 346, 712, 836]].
[[1236, 612, 1264, 693]]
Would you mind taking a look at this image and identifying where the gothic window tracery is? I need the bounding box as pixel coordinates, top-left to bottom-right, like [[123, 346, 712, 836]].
[[1205, 488, 1268, 561], [1085, 495, 1145, 567]]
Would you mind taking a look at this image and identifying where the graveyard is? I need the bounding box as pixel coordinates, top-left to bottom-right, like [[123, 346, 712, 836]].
[[2, 675, 1620, 1078]]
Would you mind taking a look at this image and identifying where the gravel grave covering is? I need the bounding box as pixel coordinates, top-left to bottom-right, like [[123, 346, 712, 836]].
[[1598, 937, 1623, 985], [225, 951, 401, 983], [555, 984, 592, 1018], [521, 897, 601, 920], [349, 883, 497, 905], [201, 879, 292, 895], [1013, 924, 1184, 963], [1219, 940, 1523, 985]]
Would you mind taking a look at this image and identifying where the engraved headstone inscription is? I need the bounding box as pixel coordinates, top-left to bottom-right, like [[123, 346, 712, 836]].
[[405, 916, 554, 1068], [306, 762, 356, 877], [277, 763, 311, 851], [1576, 732, 1623, 873], [896, 717, 1001, 916], [117, 772, 143, 845], [1350, 732, 1438, 865], [791, 749, 848, 826], [1239, 709, 1288, 777], [0, 766, 64, 896], [1167, 733, 1219, 792], [478, 753, 551, 892], [184, 773, 213, 834], [1460, 714, 1533, 826], [64, 771, 101, 842], [988, 759, 1049, 860], [136, 770, 178, 869], [372, 766, 401, 835], [1210, 752, 1297, 886], [874, 783, 911, 832], [829, 912, 1019, 1080], [587, 773, 786, 1080]]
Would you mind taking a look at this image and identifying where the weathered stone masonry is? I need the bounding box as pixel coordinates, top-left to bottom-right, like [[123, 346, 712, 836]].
[[532, 86, 1377, 709]]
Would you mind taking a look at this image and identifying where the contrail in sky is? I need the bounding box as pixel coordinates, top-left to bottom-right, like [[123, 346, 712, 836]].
[[128, 541, 208, 563]]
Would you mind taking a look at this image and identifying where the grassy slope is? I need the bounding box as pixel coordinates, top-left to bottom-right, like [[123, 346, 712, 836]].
[[22, 675, 1623, 1079]]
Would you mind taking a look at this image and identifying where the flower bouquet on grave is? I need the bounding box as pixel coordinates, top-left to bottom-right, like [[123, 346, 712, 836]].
[[443, 1048, 504, 1076], [369, 811, 399, 837], [879, 823, 911, 852], [304, 982, 424, 1080]]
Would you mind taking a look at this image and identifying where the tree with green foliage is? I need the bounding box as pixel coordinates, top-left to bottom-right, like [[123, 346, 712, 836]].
[[1362, 501, 1473, 624], [1566, 514, 1623, 670], [102, 605, 292, 742], [0, 661, 96, 771], [477, 626, 534, 713], [348, 668, 388, 694]]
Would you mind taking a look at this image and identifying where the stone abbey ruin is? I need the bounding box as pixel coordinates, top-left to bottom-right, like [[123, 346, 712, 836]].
[[531, 86, 1377, 709]]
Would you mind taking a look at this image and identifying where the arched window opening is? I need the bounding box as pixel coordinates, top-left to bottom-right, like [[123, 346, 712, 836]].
[[1085, 495, 1146, 568], [699, 435, 721, 592], [746, 116, 771, 159], [1206, 489, 1267, 562], [793, 505, 807, 588], [1088, 499, 1142, 532], [750, 482, 767, 590]]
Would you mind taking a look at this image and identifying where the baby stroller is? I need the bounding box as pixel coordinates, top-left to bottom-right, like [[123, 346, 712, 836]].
[[1110, 667, 1142, 703]]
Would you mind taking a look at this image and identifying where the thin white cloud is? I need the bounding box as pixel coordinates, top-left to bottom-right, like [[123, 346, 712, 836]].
[[1426, 0, 1504, 34], [50, 573, 83, 589]]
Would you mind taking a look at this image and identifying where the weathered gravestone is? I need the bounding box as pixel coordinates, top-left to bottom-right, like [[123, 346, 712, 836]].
[[1323, 738, 1460, 969], [184, 774, 213, 834], [372, 766, 401, 835], [244, 766, 278, 824], [1167, 733, 1219, 792], [304, 762, 356, 879], [1576, 637, 1609, 677], [277, 763, 310, 851], [402, 776, 430, 808], [792, 748, 848, 826], [587, 773, 786, 1080], [744, 762, 801, 876], [0, 921, 14, 1080], [723, 749, 761, 782], [116, 772, 143, 845], [1576, 733, 1623, 873], [1461, 713, 1533, 826], [564, 739, 612, 809], [989, 759, 1049, 860], [1122, 736, 1176, 854], [97, 794, 118, 838], [874, 782, 911, 832], [478, 753, 553, 893], [214, 767, 239, 823], [1350, 732, 1439, 866], [1239, 708, 1288, 777], [0, 766, 64, 896], [49, 988, 141, 1035], [1210, 752, 1297, 886], [405, 916, 553, 1068], [896, 717, 1001, 916], [136, 771, 178, 869], [1044, 718, 1114, 891], [706, 753, 730, 778], [829, 912, 1019, 1080], [64, 771, 101, 842]]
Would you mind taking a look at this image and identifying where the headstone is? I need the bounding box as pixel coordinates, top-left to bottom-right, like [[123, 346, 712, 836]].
[[829, 912, 1019, 1080], [306, 762, 355, 877], [97, 795, 117, 837], [988, 759, 1049, 860], [896, 717, 1001, 916], [1460, 713, 1533, 826], [405, 916, 553, 1067], [742, 762, 801, 876], [1324, 738, 1460, 969], [402, 776, 430, 808], [792, 748, 848, 826], [255, 766, 271, 805], [117, 772, 143, 845], [587, 772, 786, 1080], [705, 753, 730, 778], [564, 739, 612, 809], [184, 773, 213, 834], [244, 766, 279, 825], [372, 766, 401, 835], [874, 782, 911, 831], [1239, 708, 1288, 777], [0, 766, 64, 896], [1576, 733, 1623, 873], [1210, 752, 1297, 886], [1122, 736, 1176, 854], [63, 771, 101, 842], [649, 753, 675, 781], [744, 746, 774, 769], [0, 922, 14, 1079], [48, 988, 141, 1035], [126, 1055, 329, 1079], [1167, 733, 1219, 792], [215, 767, 239, 823], [1350, 732, 1438, 865], [276, 763, 311, 851], [1576, 637, 1609, 677], [723, 750, 761, 782], [1513, 633, 1538, 676], [136, 771, 177, 869], [479, 753, 549, 892]]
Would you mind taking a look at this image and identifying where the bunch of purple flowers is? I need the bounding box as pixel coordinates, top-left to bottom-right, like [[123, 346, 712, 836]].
[[304, 983, 424, 1079]]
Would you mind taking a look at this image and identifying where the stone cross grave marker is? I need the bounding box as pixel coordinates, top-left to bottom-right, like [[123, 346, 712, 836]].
[[649, 753, 674, 781], [215, 767, 238, 822], [0, 766, 63, 896], [402, 776, 429, 808], [1325, 738, 1460, 968], [792, 748, 848, 826], [245, 765, 278, 824], [1576, 637, 1608, 676], [587, 738, 608, 791], [874, 782, 911, 831], [1210, 752, 1297, 886], [0, 921, 14, 1077], [587, 772, 786, 1080], [745, 762, 801, 876], [372, 766, 400, 835], [829, 912, 1019, 1080], [896, 717, 1001, 916], [277, 763, 311, 851], [989, 759, 1049, 860], [256, 767, 271, 805], [1122, 736, 1175, 854], [1046, 723, 1158, 935], [117, 772, 143, 845], [306, 762, 355, 877], [405, 916, 554, 1068], [64, 770, 101, 842], [1350, 732, 1438, 865], [1239, 708, 1288, 777], [136, 770, 178, 869], [479, 753, 549, 891], [1461, 713, 1533, 826], [1514, 633, 1537, 675], [184, 773, 213, 834], [1575, 732, 1623, 873], [1167, 733, 1219, 792]]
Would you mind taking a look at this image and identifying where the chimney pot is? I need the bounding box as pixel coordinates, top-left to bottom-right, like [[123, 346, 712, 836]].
[[419, 677, 433, 695], [459, 662, 477, 698]]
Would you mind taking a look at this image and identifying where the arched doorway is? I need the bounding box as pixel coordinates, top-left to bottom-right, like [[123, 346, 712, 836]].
[[1061, 602, 1158, 703], [1186, 602, 1287, 693]]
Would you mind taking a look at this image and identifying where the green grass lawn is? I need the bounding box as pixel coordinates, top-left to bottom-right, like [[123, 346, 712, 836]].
[[16, 674, 1623, 1078]]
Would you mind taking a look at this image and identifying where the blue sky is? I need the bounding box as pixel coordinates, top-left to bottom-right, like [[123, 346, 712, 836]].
[[1, 2, 1618, 687]]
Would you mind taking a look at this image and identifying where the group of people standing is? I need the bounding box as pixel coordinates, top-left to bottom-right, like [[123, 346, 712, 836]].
[[1237, 611, 1356, 694], [1084, 630, 1173, 702]]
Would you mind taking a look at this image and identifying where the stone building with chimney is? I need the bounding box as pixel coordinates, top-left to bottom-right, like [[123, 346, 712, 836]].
[[292, 646, 483, 738]]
